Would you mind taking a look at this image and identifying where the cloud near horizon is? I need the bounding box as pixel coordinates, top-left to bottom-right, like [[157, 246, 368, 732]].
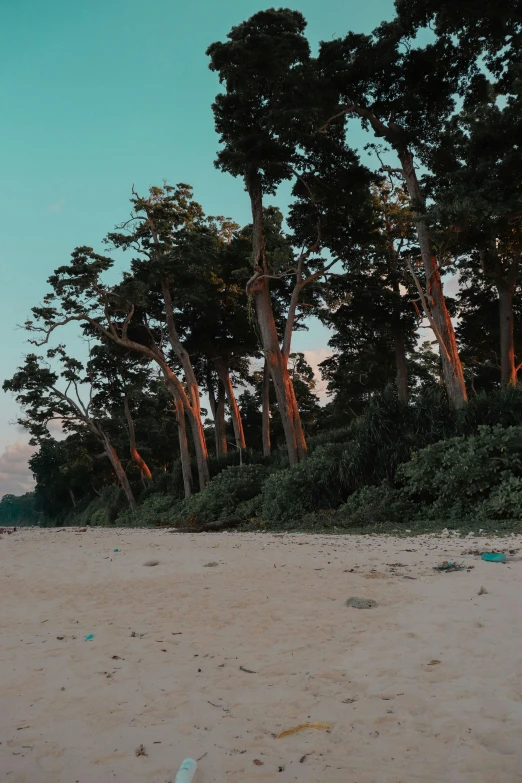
[[0, 440, 36, 497], [301, 347, 332, 402]]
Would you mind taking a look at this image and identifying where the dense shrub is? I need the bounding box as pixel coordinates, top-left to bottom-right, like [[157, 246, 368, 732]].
[[335, 485, 417, 528], [398, 425, 522, 520], [36, 388, 522, 529], [177, 464, 270, 525], [66, 485, 127, 527], [457, 387, 522, 434], [117, 492, 182, 527], [261, 443, 347, 524], [148, 460, 187, 501]]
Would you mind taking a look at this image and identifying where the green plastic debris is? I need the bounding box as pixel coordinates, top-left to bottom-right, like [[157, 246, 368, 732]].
[[85, 634, 95, 641], [433, 561, 465, 572], [481, 552, 506, 563], [113, 548, 119, 552]]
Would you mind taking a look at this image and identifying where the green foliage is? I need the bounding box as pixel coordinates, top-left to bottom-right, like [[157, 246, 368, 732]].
[[457, 387, 522, 433], [261, 443, 346, 524], [397, 425, 522, 520], [117, 493, 182, 527], [5, 7, 522, 535], [148, 460, 187, 501], [0, 493, 38, 526], [335, 485, 416, 528], [68, 486, 127, 527], [178, 465, 269, 526]]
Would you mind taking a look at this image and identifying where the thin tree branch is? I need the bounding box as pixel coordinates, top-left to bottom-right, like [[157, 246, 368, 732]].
[[405, 257, 451, 362]]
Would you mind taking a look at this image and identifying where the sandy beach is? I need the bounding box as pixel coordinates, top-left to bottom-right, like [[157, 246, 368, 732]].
[[1, 528, 521, 783]]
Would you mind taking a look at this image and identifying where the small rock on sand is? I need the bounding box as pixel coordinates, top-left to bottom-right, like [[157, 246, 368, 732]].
[[346, 597, 378, 609]]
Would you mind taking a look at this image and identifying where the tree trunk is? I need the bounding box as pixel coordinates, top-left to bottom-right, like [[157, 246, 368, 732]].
[[68, 487, 77, 508], [146, 210, 209, 489], [398, 148, 467, 409], [206, 364, 227, 457], [389, 254, 409, 403], [497, 280, 517, 387], [262, 358, 271, 457], [287, 372, 307, 459], [175, 397, 193, 498], [123, 395, 153, 486], [160, 277, 210, 489], [100, 433, 136, 511], [393, 328, 409, 403], [216, 382, 227, 456], [245, 169, 306, 464], [213, 357, 246, 450]]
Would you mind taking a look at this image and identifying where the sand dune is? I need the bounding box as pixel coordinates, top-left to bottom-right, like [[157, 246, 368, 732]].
[[1, 528, 521, 782]]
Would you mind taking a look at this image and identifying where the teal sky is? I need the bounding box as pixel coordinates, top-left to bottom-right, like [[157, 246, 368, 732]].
[[0, 0, 395, 494]]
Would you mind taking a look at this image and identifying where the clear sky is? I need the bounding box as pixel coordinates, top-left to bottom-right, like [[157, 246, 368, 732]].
[[0, 0, 396, 494]]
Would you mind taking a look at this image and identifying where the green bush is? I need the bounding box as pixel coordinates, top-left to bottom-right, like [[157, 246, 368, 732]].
[[117, 492, 182, 527], [398, 425, 522, 520], [177, 464, 270, 526], [261, 443, 347, 524], [62, 486, 127, 527], [335, 485, 417, 528], [457, 387, 522, 434], [480, 475, 522, 520]]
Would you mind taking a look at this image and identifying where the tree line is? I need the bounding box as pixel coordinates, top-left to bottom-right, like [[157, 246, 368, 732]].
[[3, 1, 522, 523]]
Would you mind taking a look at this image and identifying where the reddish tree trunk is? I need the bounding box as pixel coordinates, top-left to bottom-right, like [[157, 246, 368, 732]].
[[100, 432, 136, 511], [245, 170, 306, 465], [161, 277, 210, 489], [262, 358, 271, 457], [123, 395, 153, 485], [398, 149, 467, 409]]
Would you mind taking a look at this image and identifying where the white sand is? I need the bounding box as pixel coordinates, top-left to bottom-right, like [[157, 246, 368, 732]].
[[1, 528, 521, 783]]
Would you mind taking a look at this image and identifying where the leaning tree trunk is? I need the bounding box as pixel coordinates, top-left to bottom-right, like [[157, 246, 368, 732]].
[[245, 169, 306, 465], [398, 149, 467, 409], [99, 432, 136, 511], [174, 397, 193, 498], [123, 395, 153, 486], [261, 358, 271, 457], [161, 277, 210, 489], [497, 280, 517, 387], [213, 357, 246, 450]]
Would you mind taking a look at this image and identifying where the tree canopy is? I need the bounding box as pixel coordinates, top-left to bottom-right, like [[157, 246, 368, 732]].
[[4, 3, 522, 529]]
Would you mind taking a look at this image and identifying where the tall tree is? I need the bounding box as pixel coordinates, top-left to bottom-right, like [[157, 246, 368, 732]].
[[179, 216, 258, 453], [312, 183, 418, 406], [312, 22, 469, 407], [25, 184, 220, 493], [208, 10, 345, 463], [3, 349, 137, 510], [108, 184, 213, 489], [426, 99, 522, 386]]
